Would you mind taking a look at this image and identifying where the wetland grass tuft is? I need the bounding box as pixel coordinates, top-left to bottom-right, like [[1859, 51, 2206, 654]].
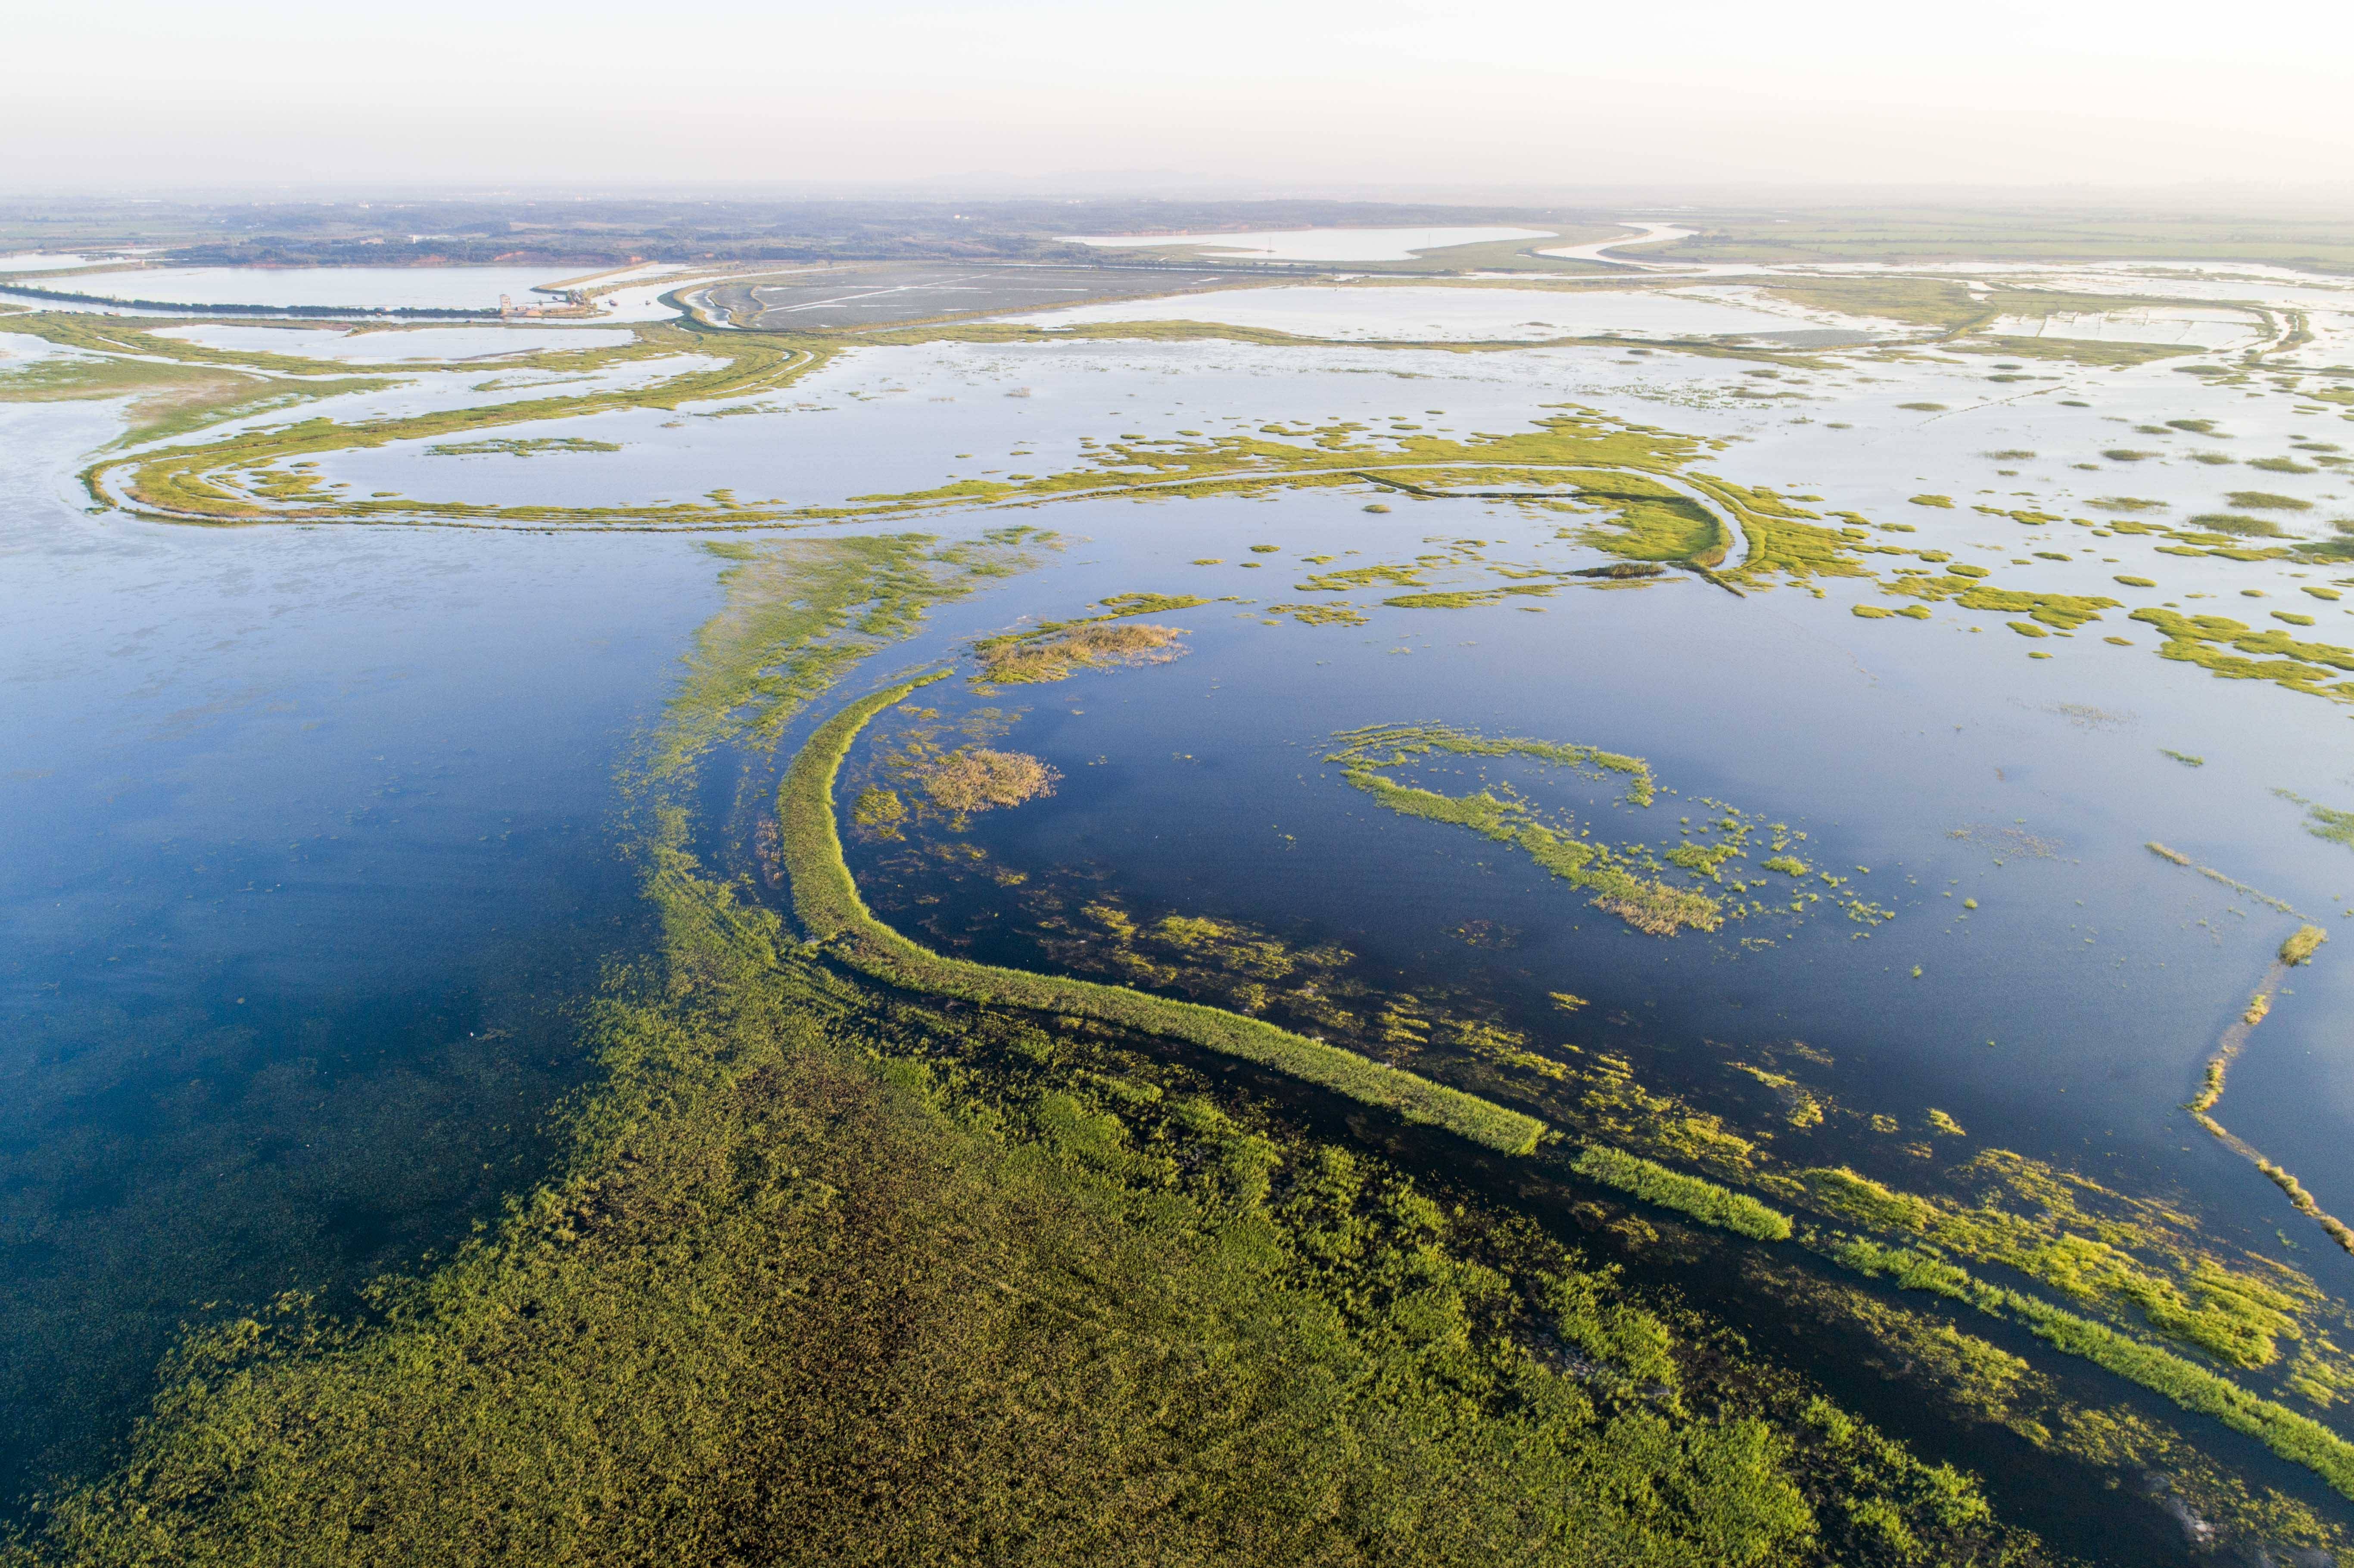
[[425, 436, 621, 457], [920, 748, 1059, 813], [1266, 602, 1368, 627], [976, 622, 1190, 685]]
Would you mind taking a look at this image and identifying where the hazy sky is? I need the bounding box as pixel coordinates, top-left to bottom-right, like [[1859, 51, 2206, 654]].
[[9, 0, 2353, 194]]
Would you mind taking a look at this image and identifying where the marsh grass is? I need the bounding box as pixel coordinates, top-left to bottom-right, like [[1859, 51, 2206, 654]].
[[920, 748, 1059, 813], [1572, 1146, 1793, 1241], [1833, 1241, 2354, 1500], [2128, 609, 2354, 702]]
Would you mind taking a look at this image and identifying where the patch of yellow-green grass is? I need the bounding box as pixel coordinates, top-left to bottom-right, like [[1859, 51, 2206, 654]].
[[1265, 602, 1367, 626], [2129, 608, 2354, 702], [1577, 490, 1730, 566], [976, 622, 1188, 685], [1953, 335, 2199, 367], [919, 748, 1059, 813], [1754, 277, 1990, 332], [1573, 1146, 1792, 1240], [1881, 572, 2118, 630]]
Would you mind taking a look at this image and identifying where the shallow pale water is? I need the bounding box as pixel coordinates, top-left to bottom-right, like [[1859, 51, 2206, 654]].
[[153, 323, 637, 361], [1005, 282, 1860, 342], [1062, 226, 1555, 261], [22, 265, 584, 311]]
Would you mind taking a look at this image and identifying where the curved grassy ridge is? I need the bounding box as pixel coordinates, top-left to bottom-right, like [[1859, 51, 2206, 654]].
[[779, 675, 1548, 1156]]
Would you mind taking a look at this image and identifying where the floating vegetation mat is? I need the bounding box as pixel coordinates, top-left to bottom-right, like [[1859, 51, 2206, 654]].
[[1324, 723, 1893, 936]]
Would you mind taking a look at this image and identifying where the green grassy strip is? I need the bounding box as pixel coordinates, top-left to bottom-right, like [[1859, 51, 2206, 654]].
[[1834, 1238, 2354, 1501], [1572, 1146, 1793, 1241], [780, 676, 1547, 1155]]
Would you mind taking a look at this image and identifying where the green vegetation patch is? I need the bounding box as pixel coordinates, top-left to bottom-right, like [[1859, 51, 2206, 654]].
[[1573, 488, 1731, 567], [1266, 602, 1368, 627], [1881, 573, 2118, 630], [971, 593, 1206, 686], [2286, 793, 2354, 850], [424, 436, 621, 457], [1383, 585, 1562, 610], [1572, 1146, 1793, 1241], [1755, 277, 1987, 332], [919, 748, 1059, 813], [1908, 494, 1955, 508], [1961, 335, 2197, 367], [1323, 725, 1890, 937], [1324, 725, 1734, 938], [2128, 609, 2354, 702]]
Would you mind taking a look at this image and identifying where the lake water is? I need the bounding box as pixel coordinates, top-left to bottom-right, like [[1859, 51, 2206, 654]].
[[1003, 283, 1860, 342], [153, 323, 637, 361], [1062, 226, 1555, 261], [21, 265, 590, 311], [0, 398, 725, 1499], [9, 258, 2354, 1555]]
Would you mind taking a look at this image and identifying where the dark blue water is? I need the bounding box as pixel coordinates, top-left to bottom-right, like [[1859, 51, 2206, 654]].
[[0, 402, 725, 1503]]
